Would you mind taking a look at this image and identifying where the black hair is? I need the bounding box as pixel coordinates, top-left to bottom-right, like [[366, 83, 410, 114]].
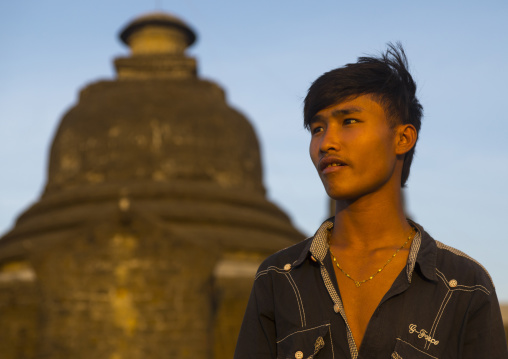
[[303, 42, 423, 187]]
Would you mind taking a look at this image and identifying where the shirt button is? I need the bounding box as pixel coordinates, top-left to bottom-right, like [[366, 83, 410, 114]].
[[295, 351, 304, 359], [284, 263, 291, 271], [333, 303, 340, 313], [449, 279, 458, 287]]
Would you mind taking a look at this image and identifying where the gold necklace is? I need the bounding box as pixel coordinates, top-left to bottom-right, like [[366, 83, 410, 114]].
[[328, 228, 415, 288]]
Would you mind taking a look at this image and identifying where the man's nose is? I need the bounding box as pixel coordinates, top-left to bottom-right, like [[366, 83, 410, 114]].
[[320, 128, 341, 153]]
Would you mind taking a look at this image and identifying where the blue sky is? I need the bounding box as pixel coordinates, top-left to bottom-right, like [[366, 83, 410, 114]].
[[1, 0, 507, 301]]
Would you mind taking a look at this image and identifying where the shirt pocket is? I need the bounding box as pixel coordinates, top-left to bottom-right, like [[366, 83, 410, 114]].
[[391, 338, 439, 359], [276, 324, 329, 359]]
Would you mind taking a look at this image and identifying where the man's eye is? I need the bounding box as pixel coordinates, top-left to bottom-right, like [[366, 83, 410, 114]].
[[344, 118, 359, 125], [311, 126, 323, 134]]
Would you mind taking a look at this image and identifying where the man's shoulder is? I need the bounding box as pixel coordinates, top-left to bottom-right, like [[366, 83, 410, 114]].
[[256, 236, 314, 274], [431, 236, 495, 291]]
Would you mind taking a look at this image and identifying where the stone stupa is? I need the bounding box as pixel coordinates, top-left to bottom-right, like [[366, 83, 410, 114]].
[[0, 12, 303, 359]]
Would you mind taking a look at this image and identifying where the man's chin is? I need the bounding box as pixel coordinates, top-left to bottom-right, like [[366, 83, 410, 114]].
[[325, 187, 360, 202]]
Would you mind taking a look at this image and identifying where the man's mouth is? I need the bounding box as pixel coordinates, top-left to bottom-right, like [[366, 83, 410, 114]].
[[319, 157, 348, 172], [325, 163, 345, 168]]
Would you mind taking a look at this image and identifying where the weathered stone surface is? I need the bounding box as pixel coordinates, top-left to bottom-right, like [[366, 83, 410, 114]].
[[31, 217, 217, 358], [0, 12, 303, 358], [0, 261, 39, 358], [46, 79, 264, 194]]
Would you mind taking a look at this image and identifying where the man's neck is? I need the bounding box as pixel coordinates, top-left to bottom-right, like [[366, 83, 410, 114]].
[[330, 187, 412, 251]]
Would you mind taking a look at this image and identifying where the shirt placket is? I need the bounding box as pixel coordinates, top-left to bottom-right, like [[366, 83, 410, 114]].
[[319, 261, 359, 359], [309, 219, 359, 359]]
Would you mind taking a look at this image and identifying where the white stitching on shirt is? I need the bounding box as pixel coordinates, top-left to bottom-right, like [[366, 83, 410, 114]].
[[283, 273, 304, 327], [395, 338, 439, 359], [255, 266, 288, 279], [276, 323, 330, 344], [435, 241, 494, 288], [427, 270, 450, 350], [285, 272, 307, 327], [426, 289, 451, 350], [256, 266, 306, 327], [436, 268, 490, 294], [423, 269, 491, 350]]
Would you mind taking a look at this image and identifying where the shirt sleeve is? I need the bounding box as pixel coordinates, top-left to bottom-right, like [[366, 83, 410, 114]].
[[234, 270, 277, 359], [462, 289, 508, 359]]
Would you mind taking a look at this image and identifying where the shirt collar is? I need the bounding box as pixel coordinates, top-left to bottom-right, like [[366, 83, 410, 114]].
[[293, 218, 334, 267], [408, 220, 438, 282], [295, 217, 438, 283], [309, 218, 334, 263]]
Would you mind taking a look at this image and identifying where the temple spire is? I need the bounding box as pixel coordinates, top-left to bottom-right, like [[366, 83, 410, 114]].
[[115, 13, 197, 79]]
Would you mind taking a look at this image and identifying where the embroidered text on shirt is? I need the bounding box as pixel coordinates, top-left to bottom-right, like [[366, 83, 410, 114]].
[[408, 324, 439, 346]]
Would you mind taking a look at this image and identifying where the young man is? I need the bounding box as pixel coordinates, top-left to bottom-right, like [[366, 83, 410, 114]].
[[234, 44, 508, 358]]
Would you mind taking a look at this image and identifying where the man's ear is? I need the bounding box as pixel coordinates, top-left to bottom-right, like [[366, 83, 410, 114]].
[[395, 124, 417, 155]]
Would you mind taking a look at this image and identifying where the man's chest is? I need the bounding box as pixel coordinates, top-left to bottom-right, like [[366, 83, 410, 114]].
[[272, 264, 478, 359], [331, 250, 410, 349]]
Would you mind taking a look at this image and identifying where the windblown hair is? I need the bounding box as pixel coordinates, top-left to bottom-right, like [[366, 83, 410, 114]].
[[303, 42, 423, 187]]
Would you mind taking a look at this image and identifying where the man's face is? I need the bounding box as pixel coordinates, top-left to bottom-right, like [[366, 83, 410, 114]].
[[309, 94, 400, 201]]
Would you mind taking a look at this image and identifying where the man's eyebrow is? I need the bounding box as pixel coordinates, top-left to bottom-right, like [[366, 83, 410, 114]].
[[330, 107, 363, 117], [310, 106, 363, 124], [309, 114, 324, 124]]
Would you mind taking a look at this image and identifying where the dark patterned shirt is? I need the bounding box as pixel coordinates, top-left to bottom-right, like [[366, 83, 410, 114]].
[[234, 219, 508, 359]]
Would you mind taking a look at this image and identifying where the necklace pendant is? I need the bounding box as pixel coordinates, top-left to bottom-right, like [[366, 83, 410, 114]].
[[355, 281, 361, 288]]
